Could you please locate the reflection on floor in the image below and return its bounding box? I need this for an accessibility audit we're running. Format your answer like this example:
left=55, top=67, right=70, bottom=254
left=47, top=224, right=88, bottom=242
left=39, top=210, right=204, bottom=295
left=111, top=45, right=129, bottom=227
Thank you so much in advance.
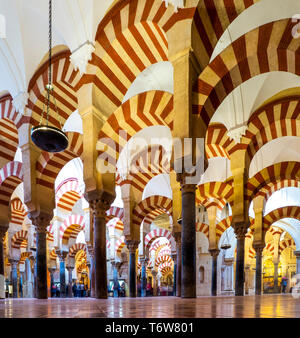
left=0, top=295, right=299, bottom=318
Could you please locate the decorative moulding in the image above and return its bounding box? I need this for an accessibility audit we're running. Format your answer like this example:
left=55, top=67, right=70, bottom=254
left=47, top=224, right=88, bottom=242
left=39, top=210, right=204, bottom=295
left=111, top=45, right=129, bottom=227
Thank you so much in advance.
left=227, top=124, right=248, bottom=144
left=70, top=41, right=95, bottom=75
left=12, top=92, right=29, bottom=114
left=162, top=0, right=185, bottom=12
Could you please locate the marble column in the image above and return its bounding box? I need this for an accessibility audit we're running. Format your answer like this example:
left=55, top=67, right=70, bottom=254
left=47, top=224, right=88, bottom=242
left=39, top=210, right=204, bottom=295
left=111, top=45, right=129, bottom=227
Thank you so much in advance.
left=244, top=265, right=250, bottom=295
left=126, top=240, right=139, bottom=298
left=273, top=261, right=279, bottom=293
left=174, top=233, right=181, bottom=297
left=31, top=214, right=52, bottom=299
left=57, top=251, right=68, bottom=298
left=180, top=183, right=196, bottom=298
left=90, top=254, right=95, bottom=298
left=112, top=262, right=119, bottom=298
left=48, top=267, right=55, bottom=297
left=209, top=249, right=220, bottom=296
left=152, top=270, right=158, bottom=296
left=224, top=258, right=234, bottom=293
left=89, top=199, right=110, bottom=299
left=234, top=224, right=247, bottom=296
left=294, top=251, right=300, bottom=287
left=0, top=227, right=8, bottom=299
left=9, top=259, right=18, bottom=298
left=67, top=266, right=73, bottom=298
left=141, top=258, right=148, bottom=298
left=254, top=246, right=264, bottom=295
left=172, top=253, right=177, bottom=296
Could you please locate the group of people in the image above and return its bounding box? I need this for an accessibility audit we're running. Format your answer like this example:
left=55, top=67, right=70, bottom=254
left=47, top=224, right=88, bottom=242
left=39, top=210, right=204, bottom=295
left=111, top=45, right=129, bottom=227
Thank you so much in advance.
left=50, top=282, right=89, bottom=297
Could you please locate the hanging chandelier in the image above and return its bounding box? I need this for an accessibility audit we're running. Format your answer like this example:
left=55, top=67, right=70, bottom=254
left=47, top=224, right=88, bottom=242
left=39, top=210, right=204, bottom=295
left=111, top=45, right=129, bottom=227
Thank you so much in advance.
left=31, top=0, right=68, bottom=153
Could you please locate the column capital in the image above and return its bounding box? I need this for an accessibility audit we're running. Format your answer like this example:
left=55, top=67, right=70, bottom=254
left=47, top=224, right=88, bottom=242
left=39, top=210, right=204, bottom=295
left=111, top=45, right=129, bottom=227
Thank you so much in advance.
left=48, top=267, right=56, bottom=274
left=173, top=231, right=181, bottom=245
left=56, top=251, right=68, bottom=262
left=125, top=239, right=139, bottom=253
left=253, top=243, right=264, bottom=255
left=171, top=253, right=177, bottom=261
left=9, top=259, right=19, bottom=268
left=233, top=222, right=248, bottom=239
left=85, top=191, right=114, bottom=218
left=176, top=172, right=198, bottom=192
left=140, top=257, right=149, bottom=267
left=294, top=251, right=300, bottom=258
left=151, top=270, right=158, bottom=278
left=209, top=249, right=220, bottom=258
left=30, top=212, right=52, bottom=233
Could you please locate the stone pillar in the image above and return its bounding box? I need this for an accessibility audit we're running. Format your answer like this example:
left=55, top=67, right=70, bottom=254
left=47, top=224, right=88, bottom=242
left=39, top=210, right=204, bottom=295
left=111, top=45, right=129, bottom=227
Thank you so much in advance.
left=29, top=256, right=36, bottom=298
left=294, top=251, right=300, bottom=282
left=31, top=214, right=52, bottom=299
left=234, top=224, right=247, bottom=296
left=0, top=227, right=8, bottom=299
left=244, top=265, right=250, bottom=295
left=56, top=251, right=68, bottom=298
left=173, top=233, right=182, bottom=297
left=48, top=267, right=56, bottom=297
left=140, top=258, right=148, bottom=298
left=126, top=240, right=139, bottom=298
left=172, top=253, right=177, bottom=296
left=112, top=262, right=119, bottom=298
left=209, top=249, right=220, bottom=296
left=90, top=254, right=95, bottom=298
left=224, top=258, right=234, bottom=293
left=273, top=261, right=279, bottom=293
left=89, top=199, right=110, bottom=299
left=253, top=245, right=264, bottom=295
left=9, top=259, right=18, bottom=298
left=152, top=270, right=158, bottom=296
left=67, top=267, right=73, bottom=298
left=180, top=183, right=196, bottom=298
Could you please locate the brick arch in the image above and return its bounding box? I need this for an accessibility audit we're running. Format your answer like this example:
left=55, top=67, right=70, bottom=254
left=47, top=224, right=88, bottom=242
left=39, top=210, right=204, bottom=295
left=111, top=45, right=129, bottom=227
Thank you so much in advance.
left=279, top=238, right=296, bottom=254
left=158, top=261, right=173, bottom=273
left=143, top=209, right=171, bottom=228
left=49, top=249, right=58, bottom=261
left=115, top=236, right=126, bottom=257
left=192, top=0, right=260, bottom=70
left=192, top=19, right=300, bottom=135
left=0, top=95, right=22, bottom=168
left=69, top=243, right=86, bottom=258
left=133, top=195, right=172, bottom=227
left=97, top=90, right=173, bottom=168
left=10, top=198, right=26, bottom=225
left=56, top=178, right=83, bottom=212
left=27, top=52, right=80, bottom=129
left=19, top=252, right=32, bottom=265
left=75, top=0, right=193, bottom=116
left=117, top=144, right=171, bottom=198
left=155, top=255, right=172, bottom=267
left=11, top=230, right=28, bottom=250
left=144, top=228, right=174, bottom=249
left=263, top=206, right=300, bottom=232
left=246, top=162, right=300, bottom=201
left=106, top=206, right=124, bottom=223
left=60, top=214, right=85, bottom=245
left=0, top=161, right=23, bottom=207
left=36, top=132, right=83, bottom=190
left=205, top=124, right=235, bottom=159
left=197, top=180, right=234, bottom=207
left=150, top=241, right=171, bottom=255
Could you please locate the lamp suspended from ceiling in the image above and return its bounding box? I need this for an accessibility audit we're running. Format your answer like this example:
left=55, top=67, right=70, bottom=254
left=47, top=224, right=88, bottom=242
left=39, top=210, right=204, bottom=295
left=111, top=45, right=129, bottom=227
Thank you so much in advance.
left=31, top=0, right=68, bottom=153
left=220, top=203, right=231, bottom=250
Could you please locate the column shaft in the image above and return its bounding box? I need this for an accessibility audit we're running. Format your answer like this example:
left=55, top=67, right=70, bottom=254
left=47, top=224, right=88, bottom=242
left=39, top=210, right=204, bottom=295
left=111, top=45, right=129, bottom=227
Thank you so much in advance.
left=181, top=185, right=196, bottom=298
left=11, top=262, right=18, bottom=298
left=94, top=215, right=107, bottom=299
left=68, top=268, right=73, bottom=298
left=129, top=251, right=136, bottom=297
left=90, top=256, right=95, bottom=298
left=274, top=262, right=279, bottom=292
left=255, top=248, right=263, bottom=295
left=113, top=266, right=119, bottom=298
left=36, top=230, right=47, bottom=299
left=141, top=263, right=147, bottom=298
left=210, top=250, right=220, bottom=296
left=176, top=240, right=181, bottom=297
left=0, top=231, right=6, bottom=299
left=60, top=260, right=66, bottom=298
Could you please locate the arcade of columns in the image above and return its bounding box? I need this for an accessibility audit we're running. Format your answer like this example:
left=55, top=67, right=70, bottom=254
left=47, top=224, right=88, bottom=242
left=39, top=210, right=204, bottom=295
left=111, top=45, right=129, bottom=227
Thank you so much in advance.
left=1, top=0, right=300, bottom=300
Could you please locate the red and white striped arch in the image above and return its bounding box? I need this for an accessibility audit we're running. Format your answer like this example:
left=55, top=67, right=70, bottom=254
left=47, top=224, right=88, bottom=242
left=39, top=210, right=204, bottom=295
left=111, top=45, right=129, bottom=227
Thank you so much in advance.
left=19, top=252, right=32, bottom=265
left=115, top=236, right=126, bottom=256
left=56, top=178, right=82, bottom=212
left=0, top=161, right=23, bottom=207
left=75, top=0, right=194, bottom=116
left=60, top=214, right=85, bottom=244
left=106, top=206, right=124, bottom=222
left=263, top=206, right=300, bottom=233
left=192, top=19, right=300, bottom=135
left=197, top=181, right=234, bottom=207
left=279, top=238, right=295, bottom=254
left=247, top=162, right=300, bottom=201
left=49, top=249, right=58, bottom=261
left=97, top=91, right=173, bottom=168
left=144, top=228, right=174, bottom=249
left=11, top=230, right=28, bottom=250
left=69, top=243, right=86, bottom=258
left=10, top=198, right=26, bottom=226
left=36, top=132, right=83, bottom=190
left=27, top=52, right=80, bottom=129
left=133, top=195, right=172, bottom=227
left=155, top=255, right=172, bottom=267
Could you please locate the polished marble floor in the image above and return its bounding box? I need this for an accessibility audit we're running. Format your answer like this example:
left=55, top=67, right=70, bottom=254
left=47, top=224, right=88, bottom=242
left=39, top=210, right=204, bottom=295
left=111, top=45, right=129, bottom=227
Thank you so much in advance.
left=0, top=294, right=300, bottom=318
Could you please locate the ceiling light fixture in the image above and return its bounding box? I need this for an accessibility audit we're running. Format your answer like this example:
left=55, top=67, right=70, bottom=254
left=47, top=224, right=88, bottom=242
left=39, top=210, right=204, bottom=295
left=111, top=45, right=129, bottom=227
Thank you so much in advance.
left=31, top=0, right=68, bottom=153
